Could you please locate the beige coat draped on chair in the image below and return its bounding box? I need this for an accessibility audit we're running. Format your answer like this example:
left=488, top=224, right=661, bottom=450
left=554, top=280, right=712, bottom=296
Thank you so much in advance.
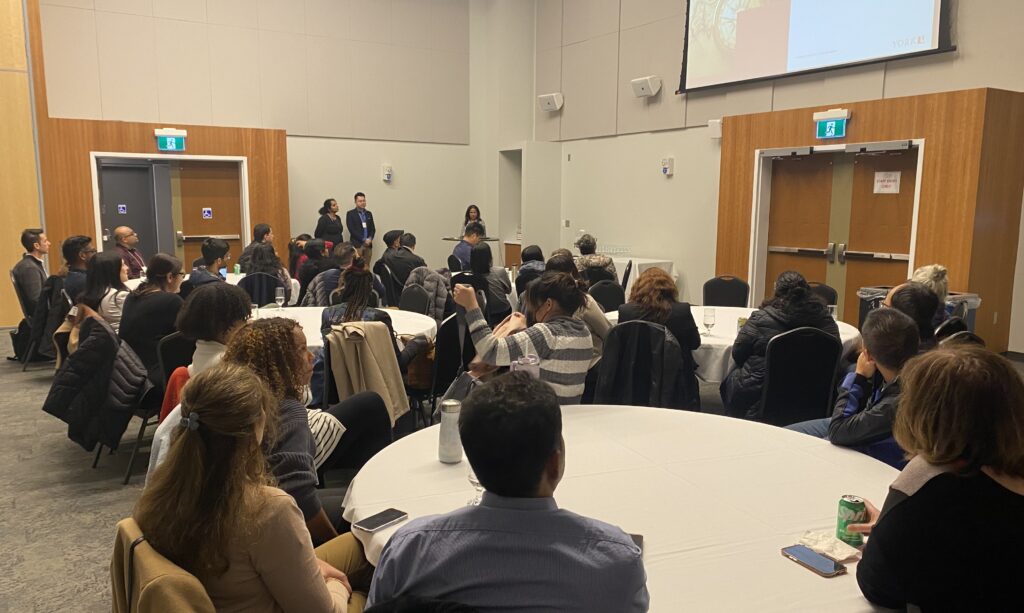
left=326, top=321, right=409, bottom=424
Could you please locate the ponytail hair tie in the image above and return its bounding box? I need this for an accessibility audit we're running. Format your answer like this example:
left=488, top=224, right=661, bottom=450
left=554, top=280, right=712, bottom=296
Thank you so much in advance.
left=180, top=412, right=201, bottom=431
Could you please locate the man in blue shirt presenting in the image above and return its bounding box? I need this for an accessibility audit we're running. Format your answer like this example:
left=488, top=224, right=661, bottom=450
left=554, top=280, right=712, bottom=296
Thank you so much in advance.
left=346, top=191, right=376, bottom=264
left=367, top=372, right=650, bottom=611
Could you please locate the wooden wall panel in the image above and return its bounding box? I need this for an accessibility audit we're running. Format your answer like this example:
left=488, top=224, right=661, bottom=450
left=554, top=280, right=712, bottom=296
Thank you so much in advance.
left=717, top=88, right=1024, bottom=352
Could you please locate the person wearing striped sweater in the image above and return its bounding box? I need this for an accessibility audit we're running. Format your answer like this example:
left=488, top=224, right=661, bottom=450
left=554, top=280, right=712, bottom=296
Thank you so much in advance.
left=454, top=271, right=593, bottom=404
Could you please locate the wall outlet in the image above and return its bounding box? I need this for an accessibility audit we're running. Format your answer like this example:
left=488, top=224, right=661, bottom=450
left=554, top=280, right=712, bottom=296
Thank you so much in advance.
left=563, top=219, right=571, bottom=228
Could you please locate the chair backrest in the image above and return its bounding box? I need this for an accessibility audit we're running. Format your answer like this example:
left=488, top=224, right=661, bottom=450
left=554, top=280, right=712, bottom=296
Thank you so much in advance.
left=237, top=272, right=285, bottom=306
left=157, top=332, right=197, bottom=385
left=53, top=330, right=71, bottom=363
left=595, top=320, right=683, bottom=408
left=177, top=279, right=195, bottom=301
left=375, top=262, right=403, bottom=307
left=760, top=327, right=842, bottom=427
left=432, top=314, right=464, bottom=398
left=9, top=269, right=34, bottom=319
left=941, top=330, right=986, bottom=347
left=808, top=281, right=838, bottom=306
left=703, top=275, right=750, bottom=307
left=447, top=254, right=463, bottom=272
left=398, top=284, right=432, bottom=315
left=934, top=315, right=968, bottom=341
left=582, top=266, right=616, bottom=286
left=514, top=269, right=540, bottom=297
left=111, top=518, right=215, bottom=613
left=620, top=260, right=634, bottom=291
left=589, top=280, right=625, bottom=313
left=950, top=301, right=968, bottom=320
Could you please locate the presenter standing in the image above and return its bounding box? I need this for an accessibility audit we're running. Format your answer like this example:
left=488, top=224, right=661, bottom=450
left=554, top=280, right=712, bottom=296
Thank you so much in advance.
left=460, top=204, right=486, bottom=237
left=347, top=191, right=376, bottom=263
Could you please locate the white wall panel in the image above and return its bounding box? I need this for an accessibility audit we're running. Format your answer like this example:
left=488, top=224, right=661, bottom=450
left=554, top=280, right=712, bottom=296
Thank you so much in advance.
left=349, top=41, right=396, bottom=140
left=258, top=30, right=308, bottom=134
left=305, top=36, right=352, bottom=137
left=205, top=0, right=257, bottom=28
left=95, top=11, right=159, bottom=121
left=619, top=0, right=683, bottom=31
left=391, top=45, right=435, bottom=142
left=304, top=0, right=350, bottom=38
left=153, top=0, right=204, bottom=22
left=617, top=14, right=686, bottom=134
left=562, top=0, right=619, bottom=45
left=39, top=5, right=102, bottom=119
left=208, top=24, right=261, bottom=127
left=350, top=0, right=391, bottom=43
left=41, top=0, right=95, bottom=9
left=534, top=47, right=562, bottom=141
left=257, top=0, right=305, bottom=34
left=771, top=64, right=885, bottom=111
left=155, top=18, right=212, bottom=124
left=560, top=33, right=619, bottom=140
left=536, top=0, right=562, bottom=51
left=392, top=0, right=432, bottom=48
left=431, top=50, right=471, bottom=144
left=430, top=0, right=469, bottom=53
left=94, top=0, right=151, bottom=16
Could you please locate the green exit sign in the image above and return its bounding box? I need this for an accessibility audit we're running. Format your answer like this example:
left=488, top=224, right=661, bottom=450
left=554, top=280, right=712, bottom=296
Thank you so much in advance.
left=157, top=135, right=186, bottom=151
left=816, top=118, right=847, bottom=139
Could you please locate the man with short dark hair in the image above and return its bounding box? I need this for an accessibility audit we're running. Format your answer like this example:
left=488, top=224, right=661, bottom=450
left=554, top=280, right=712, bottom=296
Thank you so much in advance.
left=60, top=235, right=95, bottom=303
left=367, top=372, right=649, bottom=611
left=113, top=226, right=145, bottom=279
left=237, top=223, right=274, bottom=273
left=189, top=238, right=230, bottom=287
left=346, top=191, right=376, bottom=263
left=13, top=229, right=50, bottom=314
left=382, top=232, right=425, bottom=287
left=787, top=308, right=920, bottom=467
left=452, top=222, right=483, bottom=270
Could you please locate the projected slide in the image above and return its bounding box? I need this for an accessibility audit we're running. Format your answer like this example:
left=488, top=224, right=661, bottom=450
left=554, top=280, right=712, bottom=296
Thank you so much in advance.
left=683, top=0, right=943, bottom=91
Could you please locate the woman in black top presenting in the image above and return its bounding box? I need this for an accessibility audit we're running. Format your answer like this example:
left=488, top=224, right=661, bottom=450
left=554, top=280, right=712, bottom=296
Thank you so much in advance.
left=314, top=198, right=344, bottom=247
left=119, top=253, right=185, bottom=389
left=854, top=344, right=1024, bottom=611
left=459, top=204, right=486, bottom=237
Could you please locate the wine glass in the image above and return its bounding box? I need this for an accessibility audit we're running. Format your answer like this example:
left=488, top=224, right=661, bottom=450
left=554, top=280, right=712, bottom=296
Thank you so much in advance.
left=251, top=303, right=259, bottom=318
left=275, top=287, right=286, bottom=310
left=467, top=469, right=484, bottom=506
left=827, top=305, right=838, bottom=319
left=703, top=307, right=716, bottom=336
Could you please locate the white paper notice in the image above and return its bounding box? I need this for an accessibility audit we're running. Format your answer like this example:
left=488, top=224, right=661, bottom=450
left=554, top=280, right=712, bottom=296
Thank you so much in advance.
left=873, top=171, right=901, bottom=194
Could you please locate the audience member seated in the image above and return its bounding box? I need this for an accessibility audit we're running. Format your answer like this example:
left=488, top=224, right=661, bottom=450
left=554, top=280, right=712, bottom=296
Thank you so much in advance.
left=470, top=242, right=512, bottom=323
left=289, top=233, right=312, bottom=278
left=453, top=272, right=592, bottom=404
left=298, top=239, right=336, bottom=304
left=544, top=254, right=612, bottom=367
left=458, top=204, right=486, bottom=238
left=220, top=318, right=393, bottom=544
left=136, top=364, right=372, bottom=612
left=119, top=254, right=185, bottom=389
left=514, top=245, right=545, bottom=296
left=452, top=222, right=484, bottom=271
left=79, top=250, right=130, bottom=333
left=367, top=372, right=648, bottom=611
left=618, top=268, right=702, bottom=408
left=720, top=271, right=839, bottom=420
left=148, top=283, right=252, bottom=475
left=12, top=228, right=49, bottom=314
left=247, top=242, right=292, bottom=303
left=113, top=226, right=146, bottom=280
left=60, top=235, right=95, bottom=303
left=382, top=233, right=426, bottom=288
left=910, top=263, right=949, bottom=327
left=884, top=281, right=940, bottom=350
left=237, top=223, right=274, bottom=274
left=786, top=308, right=919, bottom=467
left=853, top=345, right=1024, bottom=610
left=190, top=238, right=231, bottom=287
left=315, top=198, right=345, bottom=248
left=573, top=233, right=616, bottom=284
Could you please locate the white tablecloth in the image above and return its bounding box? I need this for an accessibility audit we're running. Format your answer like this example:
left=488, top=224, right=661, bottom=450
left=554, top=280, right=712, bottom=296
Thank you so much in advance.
left=606, top=306, right=861, bottom=384
left=610, top=256, right=676, bottom=300
left=126, top=273, right=301, bottom=305
left=253, top=306, right=437, bottom=348
left=341, top=405, right=896, bottom=611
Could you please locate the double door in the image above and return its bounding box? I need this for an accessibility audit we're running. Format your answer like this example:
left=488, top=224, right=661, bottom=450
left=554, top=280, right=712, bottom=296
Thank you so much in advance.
left=764, top=147, right=918, bottom=324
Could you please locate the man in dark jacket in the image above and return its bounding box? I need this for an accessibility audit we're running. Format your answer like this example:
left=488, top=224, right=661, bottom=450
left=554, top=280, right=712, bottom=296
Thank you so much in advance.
left=12, top=228, right=50, bottom=314
left=383, top=233, right=426, bottom=287
left=787, top=309, right=919, bottom=467
left=237, top=223, right=273, bottom=273
left=189, top=238, right=230, bottom=287
left=346, top=191, right=376, bottom=262
left=60, top=235, right=95, bottom=303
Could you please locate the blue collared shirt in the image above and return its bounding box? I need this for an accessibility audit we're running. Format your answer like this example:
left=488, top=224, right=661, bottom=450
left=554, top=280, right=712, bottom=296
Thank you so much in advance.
left=366, top=492, right=650, bottom=612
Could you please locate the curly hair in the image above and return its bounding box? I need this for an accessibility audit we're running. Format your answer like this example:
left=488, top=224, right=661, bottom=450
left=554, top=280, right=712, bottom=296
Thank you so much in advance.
left=628, top=268, right=678, bottom=324
left=222, top=318, right=309, bottom=400
left=176, top=283, right=252, bottom=342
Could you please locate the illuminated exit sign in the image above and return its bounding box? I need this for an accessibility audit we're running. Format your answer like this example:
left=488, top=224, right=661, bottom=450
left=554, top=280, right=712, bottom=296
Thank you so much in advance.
left=816, top=118, right=847, bottom=139
left=155, top=128, right=187, bottom=152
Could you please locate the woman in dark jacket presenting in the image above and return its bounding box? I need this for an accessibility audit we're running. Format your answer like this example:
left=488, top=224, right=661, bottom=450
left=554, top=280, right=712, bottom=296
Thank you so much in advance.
left=720, top=270, right=839, bottom=420
left=313, top=198, right=344, bottom=247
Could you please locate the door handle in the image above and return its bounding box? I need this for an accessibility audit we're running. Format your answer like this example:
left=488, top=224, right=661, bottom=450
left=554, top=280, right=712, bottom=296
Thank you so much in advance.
left=176, top=231, right=184, bottom=247
left=180, top=234, right=241, bottom=242
left=102, top=228, right=111, bottom=243
left=767, top=245, right=832, bottom=258
left=826, top=242, right=836, bottom=264
left=838, top=243, right=846, bottom=264
left=843, top=250, right=911, bottom=262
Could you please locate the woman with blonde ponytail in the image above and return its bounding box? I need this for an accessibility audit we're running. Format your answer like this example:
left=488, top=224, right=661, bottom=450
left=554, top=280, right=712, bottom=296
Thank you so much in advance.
left=135, top=363, right=369, bottom=612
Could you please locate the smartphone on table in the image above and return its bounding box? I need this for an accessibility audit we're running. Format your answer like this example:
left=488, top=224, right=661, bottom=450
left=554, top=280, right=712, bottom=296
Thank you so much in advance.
left=353, top=508, right=409, bottom=533
left=781, top=545, right=847, bottom=578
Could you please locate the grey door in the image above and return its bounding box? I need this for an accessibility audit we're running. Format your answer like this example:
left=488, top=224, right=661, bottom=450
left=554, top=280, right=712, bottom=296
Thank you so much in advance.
left=98, top=164, right=160, bottom=258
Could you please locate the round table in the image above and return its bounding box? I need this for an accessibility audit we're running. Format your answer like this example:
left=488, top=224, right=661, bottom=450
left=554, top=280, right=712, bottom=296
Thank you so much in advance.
left=125, top=273, right=300, bottom=304
left=606, top=306, right=861, bottom=383
left=253, top=306, right=437, bottom=348
left=341, top=405, right=896, bottom=611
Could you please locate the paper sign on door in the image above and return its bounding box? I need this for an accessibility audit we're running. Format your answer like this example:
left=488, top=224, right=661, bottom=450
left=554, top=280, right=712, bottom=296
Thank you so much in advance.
left=873, top=171, right=901, bottom=194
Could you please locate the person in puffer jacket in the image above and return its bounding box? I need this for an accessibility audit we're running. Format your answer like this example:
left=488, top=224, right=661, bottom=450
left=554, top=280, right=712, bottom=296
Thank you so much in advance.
left=720, top=270, right=839, bottom=420
left=573, top=233, right=617, bottom=285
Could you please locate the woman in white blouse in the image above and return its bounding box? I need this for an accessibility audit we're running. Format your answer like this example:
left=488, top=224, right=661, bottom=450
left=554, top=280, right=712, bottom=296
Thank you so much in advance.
left=79, top=250, right=130, bottom=332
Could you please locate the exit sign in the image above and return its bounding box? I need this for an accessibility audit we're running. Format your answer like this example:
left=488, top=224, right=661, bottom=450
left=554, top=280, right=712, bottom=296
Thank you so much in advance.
left=157, top=135, right=186, bottom=151
left=816, top=118, right=847, bottom=139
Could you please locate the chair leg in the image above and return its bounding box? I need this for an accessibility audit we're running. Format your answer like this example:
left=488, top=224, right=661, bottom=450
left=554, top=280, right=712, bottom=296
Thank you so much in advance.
left=21, top=339, right=38, bottom=372
left=122, top=415, right=151, bottom=485
left=93, top=444, right=103, bottom=468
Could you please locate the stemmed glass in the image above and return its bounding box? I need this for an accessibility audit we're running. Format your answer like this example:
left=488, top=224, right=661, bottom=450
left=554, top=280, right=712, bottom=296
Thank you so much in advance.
left=702, top=307, right=716, bottom=336
left=275, top=287, right=286, bottom=310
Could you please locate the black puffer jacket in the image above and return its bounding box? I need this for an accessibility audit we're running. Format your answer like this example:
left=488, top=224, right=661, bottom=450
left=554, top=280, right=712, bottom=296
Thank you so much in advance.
left=720, top=305, right=839, bottom=419
left=29, top=274, right=70, bottom=359
left=42, top=316, right=153, bottom=451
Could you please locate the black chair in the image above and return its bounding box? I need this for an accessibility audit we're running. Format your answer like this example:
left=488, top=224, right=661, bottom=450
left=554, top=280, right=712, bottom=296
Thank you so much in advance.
left=373, top=261, right=403, bottom=307
left=157, top=331, right=196, bottom=385
left=399, top=284, right=432, bottom=316
left=238, top=272, right=286, bottom=306
left=514, top=268, right=541, bottom=297
left=177, top=278, right=196, bottom=301
left=759, top=327, right=842, bottom=427
left=703, top=275, right=750, bottom=307
left=941, top=330, right=986, bottom=347
left=594, top=321, right=688, bottom=408
left=9, top=270, right=41, bottom=370
left=447, top=254, right=463, bottom=272
left=620, top=259, right=633, bottom=291
left=951, top=301, right=968, bottom=320
left=589, top=280, right=625, bottom=313
left=410, top=314, right=465, bottom=428
left=582, top=267, right=616, bottom=285
left=121, top=398, right=162, bottom=485
left=53, top=330, right=71, bottom=364
left=808, top=281, right=838, bottom=306
left=935, top=316, right=968, bottom=341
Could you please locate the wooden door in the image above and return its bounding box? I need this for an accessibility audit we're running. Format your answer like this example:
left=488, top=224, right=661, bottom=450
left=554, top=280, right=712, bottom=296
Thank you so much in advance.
left=177, top=162, right=244, bottom=267
left=841, top=150, right=918, bottom=323
left=764, top=154, right=835, bottom=299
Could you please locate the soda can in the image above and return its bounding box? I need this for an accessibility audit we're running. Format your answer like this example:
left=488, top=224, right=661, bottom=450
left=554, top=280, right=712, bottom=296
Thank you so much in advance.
left=836, top=495, right=867, bottom=547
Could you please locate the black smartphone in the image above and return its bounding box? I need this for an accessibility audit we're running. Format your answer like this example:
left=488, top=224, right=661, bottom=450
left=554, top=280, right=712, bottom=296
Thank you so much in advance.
left=353, top=508, right=409, bottom=533
left=781, top=545, right=847, bottom=578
